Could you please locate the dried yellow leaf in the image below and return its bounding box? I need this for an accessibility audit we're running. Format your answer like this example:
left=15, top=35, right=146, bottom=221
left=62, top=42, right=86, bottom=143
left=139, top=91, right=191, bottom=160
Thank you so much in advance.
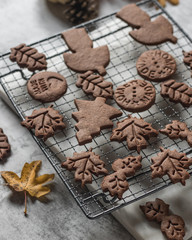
left=1, top=160, right=54, bottom=215
left=158, top=0, right=179, bottom=6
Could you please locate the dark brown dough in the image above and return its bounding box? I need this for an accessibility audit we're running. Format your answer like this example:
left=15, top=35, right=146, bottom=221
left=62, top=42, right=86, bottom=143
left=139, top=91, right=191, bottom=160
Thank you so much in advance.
left=137, top=50, right=176, bottom=82
left=130, top=16, right=177, bottom=45
left=116, top=4, right=150, bottom=28
left=114, top=79, right=156, bottom=112
left=27, top=72, right=67, bottom=103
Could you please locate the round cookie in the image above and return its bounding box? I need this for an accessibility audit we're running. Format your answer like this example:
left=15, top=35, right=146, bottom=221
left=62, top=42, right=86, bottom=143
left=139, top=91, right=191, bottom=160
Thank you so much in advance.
left=136, top=50, right=176, bottom=82
left=27, top=72, right=67, bottom=103
left=114, top=79, right=156, bottom=112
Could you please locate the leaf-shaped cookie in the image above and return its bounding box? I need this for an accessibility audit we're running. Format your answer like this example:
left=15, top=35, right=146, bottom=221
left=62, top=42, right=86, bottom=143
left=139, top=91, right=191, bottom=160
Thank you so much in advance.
left=21, top=105, right=65, bottom=141
left=10, top=43, right=47, bottom=71
left=102, top=170, right=128, bottom=199
left=160, top=120, right=192, bottom=147
left=1, top=160, right=54, bottom=215
left=161, top=79, right=192, bottom=107
left=140, top=198, right=169, bottom=223
left=140, top=198, right=185, bottom=240
left=183, top=50, right=192, bottom=77
left=112, top=155, right=142, bottom=176
left=61, top=148, right=108, bottom=187
left=110, top=115, right=158, bottom=153
left=0, top=128, right=10, bottom=160
left=161, top=215, right=185, bottom=240
left=183, top=50, right=192, bottom=68
left=151, top=147, right=192, bottom=185
left=76, top=71, right=113, bottom=98
left=102, top=155, right=142, bottom=199
left=72, top=97, right=122, bottom=145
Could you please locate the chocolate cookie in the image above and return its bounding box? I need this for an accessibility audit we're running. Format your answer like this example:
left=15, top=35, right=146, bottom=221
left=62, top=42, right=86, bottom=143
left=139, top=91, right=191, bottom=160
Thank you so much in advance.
left=161, top=79, right=192, bottom=107
left=0, top=128, right=11, bottom=161
left=61, top=148, right=108, bottom=187
left=102, top=155, right=142, bottom=199
left=130, top=16, right=177, bottom=45
left=160, top=120, right=192, bottom=147
left=136, top=50, right=176, bottom=82
left=111, top=115, right=158, bottom=153
left=72, top=97, right=122, bottom=145
left=161, top=215, right=185, bottom=240
left=27, top=72, right=67, bottom=103
left=140, top=198, right=169, bottom=223
left=151, top=147, right=192, bottom=185
left=10, top=43, right=47, bottom=71
left=62, top=28, right=110, bottom=76
left=21, top=105, right=66, bottom=141
left=116, top=4, right=150, bottom=28
left=114, top=79, right=156, bottom=112
left=76, top=71, right=113, bottom=98
left=140, top=198, right=185, bottom=240
left=183, top=50, right=192, bottom=76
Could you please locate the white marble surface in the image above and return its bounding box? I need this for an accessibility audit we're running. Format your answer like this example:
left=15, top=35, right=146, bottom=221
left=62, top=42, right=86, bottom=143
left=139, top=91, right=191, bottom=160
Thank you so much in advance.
left=0, top=1, right=192, bottom=240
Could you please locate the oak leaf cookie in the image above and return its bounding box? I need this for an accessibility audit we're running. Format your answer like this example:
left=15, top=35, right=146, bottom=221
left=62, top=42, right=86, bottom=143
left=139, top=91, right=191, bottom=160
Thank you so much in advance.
left=136, top=50, right=176, bottom=81
left=62, top=28, right=110, bottom=76
left=9, top=43, right=47, bottom=71
left=114, top=79, right=156, bottom=112
left=72, top=97, right=122, bottom=145
left=130, top=16, right=177, bottom=45
left=27, top=72, right=67, bottom=103
left=21, top=105, right=66, bottom=141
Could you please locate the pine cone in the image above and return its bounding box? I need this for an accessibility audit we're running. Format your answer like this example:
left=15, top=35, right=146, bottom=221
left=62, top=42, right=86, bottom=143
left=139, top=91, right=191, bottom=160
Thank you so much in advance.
left=48, top=0, right=69, bottom=4
left=63, top=0, right=99, bottom=24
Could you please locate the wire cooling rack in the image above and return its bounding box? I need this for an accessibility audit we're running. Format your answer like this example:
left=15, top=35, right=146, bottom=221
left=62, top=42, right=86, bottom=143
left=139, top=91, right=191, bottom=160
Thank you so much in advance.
left=1, top=0, right=192, bottom=219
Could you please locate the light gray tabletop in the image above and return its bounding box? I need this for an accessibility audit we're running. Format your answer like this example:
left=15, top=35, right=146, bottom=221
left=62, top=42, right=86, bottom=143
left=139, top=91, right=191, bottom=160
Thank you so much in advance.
left=0, top=1, right=191, bottom=240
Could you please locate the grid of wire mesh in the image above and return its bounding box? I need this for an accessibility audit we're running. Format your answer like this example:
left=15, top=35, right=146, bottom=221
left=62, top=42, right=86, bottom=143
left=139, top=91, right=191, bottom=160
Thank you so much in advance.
left=0, top=0, right=192, bottom=218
